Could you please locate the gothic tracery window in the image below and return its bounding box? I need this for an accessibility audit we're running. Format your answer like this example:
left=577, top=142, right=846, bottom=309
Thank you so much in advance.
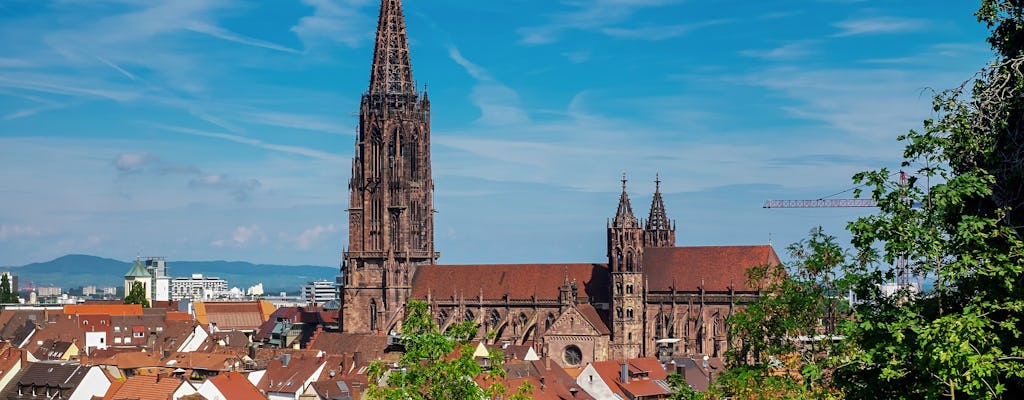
left=464, top=309, right=475, bottom=322
left=563, top=345, right=583, bottom=366
left=545, top=312, right=556, bottom=331
left=489, top=309, right=501, bottom=327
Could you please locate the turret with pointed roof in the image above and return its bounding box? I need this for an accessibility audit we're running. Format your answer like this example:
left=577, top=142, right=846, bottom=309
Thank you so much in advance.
left=342, top=0, right=436, bottom=335
left=124, top=259, right=151, bottom=278
left=644, top=174, right=676, bottom=247
left=612, top=173, right=639, bottom=229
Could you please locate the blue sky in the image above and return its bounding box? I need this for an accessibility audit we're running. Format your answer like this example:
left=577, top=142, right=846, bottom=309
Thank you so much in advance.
left=0, top=0, right=994, bottom=268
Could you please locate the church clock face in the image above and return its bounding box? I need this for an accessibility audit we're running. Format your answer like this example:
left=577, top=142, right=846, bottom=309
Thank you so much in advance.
left=564, top=345, right=583, bottom=366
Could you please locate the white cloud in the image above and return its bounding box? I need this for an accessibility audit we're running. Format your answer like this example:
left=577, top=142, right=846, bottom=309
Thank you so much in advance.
left=832, top=16, right=928, bottom=37
left=740, top=40, right=818, bottom=60
left=211, top=225, right=264, bottom=248
left=600, top=19, right=731, bottom=40
left=517, top=0, right=683, bottom=44
left=0, top=225, right=43, bottom=241
left=447, top=46, right=529, bottom=126
left=159, top=124, right=349, bottom=162
left=294, top=224, right=338, bottom=250
left=292, top=0, right=373, bottom=50
left=187, top=22, right=302, bottom=54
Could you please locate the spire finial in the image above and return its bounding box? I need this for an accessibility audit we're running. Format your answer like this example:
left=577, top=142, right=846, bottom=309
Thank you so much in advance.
left=654, top=173, right=661, bottom=193
left=621, top=171, right=628, bottom=192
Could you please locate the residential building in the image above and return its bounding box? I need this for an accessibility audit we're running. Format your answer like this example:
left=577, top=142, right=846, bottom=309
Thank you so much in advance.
left=171, top=274, right=229, bottom=300
left=300, top=280, right=338, bottom=305
left=1, top=271, right=17, bottom=293
left=36, top=286, right=61, bottom=297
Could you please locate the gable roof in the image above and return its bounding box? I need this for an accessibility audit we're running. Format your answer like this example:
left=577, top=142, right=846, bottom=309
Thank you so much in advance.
left=643, top=245, right=781, bottom=293
left=589, top=358, right=670, bottom=399
left=125, top=259, right=151, bottom=278
left=15, top=362, right=93, bottom=389
left=257, top=351, right=325, bottom=394
left=194, top=301, right=274, bottom=331
left=546, top=305, right=609, bottom=337
left=103, top=374, right=186, bottom=400
left=208, top=371, right=263, bottom=400
left=411, top=263, right=610, bottom=302
left=65, top=304, right=144, bottom=316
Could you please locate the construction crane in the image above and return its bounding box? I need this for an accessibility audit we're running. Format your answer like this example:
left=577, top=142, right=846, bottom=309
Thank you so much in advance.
left=763, top=171, right=915, bottom=291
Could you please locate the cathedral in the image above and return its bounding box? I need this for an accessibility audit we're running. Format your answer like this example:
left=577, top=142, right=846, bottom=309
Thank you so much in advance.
left=339, top=0, right=780, bottom=367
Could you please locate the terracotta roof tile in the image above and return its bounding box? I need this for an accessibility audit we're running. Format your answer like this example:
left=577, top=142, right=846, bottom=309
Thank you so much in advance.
left=576, top=304, right=610, bottom=335
left=308, top=332, right=386, bottom=362
left=103, top=374, right=186, bottom=400
left=643, top=245, right=781, bottom=293
left=64, top=304, right=143, bottom=316
left=589, top=357, right=670, bottom=399
left=257, top=351, right=325, bottom=394
left=412, top=263, right=610, bottom=302
left=208, top=371, right=263, bottom=400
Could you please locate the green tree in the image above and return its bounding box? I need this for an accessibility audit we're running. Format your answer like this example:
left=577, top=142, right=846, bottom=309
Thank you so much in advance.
left=366, top=300, right=506, bottom=400
left=123, top=281, right=150, bottom=308
left=831, top=2, right=1024, bottom=397
left=711, top=228, right=848, bottom=399
left=0, top=274, right=17, bottom=303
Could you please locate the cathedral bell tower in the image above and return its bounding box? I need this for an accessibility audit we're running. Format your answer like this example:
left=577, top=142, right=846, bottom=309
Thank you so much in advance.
left=608, top=174, right=645, bottom=358
left=341, top=0, right=436, bottom=334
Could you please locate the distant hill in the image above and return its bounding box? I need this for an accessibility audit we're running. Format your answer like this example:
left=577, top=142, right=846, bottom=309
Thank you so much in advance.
left=0, top=254, right=338, bottom=294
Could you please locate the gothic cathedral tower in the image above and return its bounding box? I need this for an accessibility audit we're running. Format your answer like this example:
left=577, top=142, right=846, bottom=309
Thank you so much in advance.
left=341, top=0, right=436, bottom=334
left=608, top=175, right=645, bottom=358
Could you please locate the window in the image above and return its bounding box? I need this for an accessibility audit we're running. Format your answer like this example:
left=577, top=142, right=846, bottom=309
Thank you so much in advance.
left=369, top=300, right=378, bottom=332
left=626, top=284, right=633, bottom=294
left=134, top=331, right=144, bottom=338
left=616, top=308, right=623, bottom=319
left=114, top=338, right=122, bottom=344
left=563, top=345, right=583, bottom=366
left=100, top=320, right=106, bottom=325
left=626, top=309, right=634, bottom=319
left=114, top=327, right=120, bottom=333
left=82, top=320, right=88, bottom=325
left=616, top=282, right=623, bottom=295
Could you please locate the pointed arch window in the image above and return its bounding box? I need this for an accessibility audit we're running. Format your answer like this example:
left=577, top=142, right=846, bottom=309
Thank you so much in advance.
left=464, top=309, right=475, bottom=322
left=436, top=309, right=448, bottom=328
left=626, top=250, right=635, bottom=272
left=616, top=308, right=623, bottom=319
left=518, top=313, right=528, bottom=327
left=626, top=308, right=634, bottom=319
left=489, top=309, right=501, bottom=327
left=616, top=282, right=623, bottom=295
left=626, top=284, right=634, bottom=294
left=545, top=312, right=556, bottom=331
left=616, top=250, right=623, bottom=271
left=369, top=300, right=378, bottom=332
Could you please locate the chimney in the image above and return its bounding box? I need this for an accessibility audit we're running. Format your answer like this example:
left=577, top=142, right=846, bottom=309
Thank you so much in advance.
left=353, top=351, right=362, bottom=367
left=283, top=353, right=291, bottom=367
left=620, top=362, right=629, bottom=383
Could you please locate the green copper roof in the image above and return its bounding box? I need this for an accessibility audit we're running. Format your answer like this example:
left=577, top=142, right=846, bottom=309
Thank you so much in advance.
left=125, top=259, right=151, bottom=278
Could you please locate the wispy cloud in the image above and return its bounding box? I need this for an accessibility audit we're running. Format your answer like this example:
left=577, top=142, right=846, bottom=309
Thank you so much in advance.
left=114, top=152, right=201, bottom=175
left=158, top=124, right=348, bottom=162
left=517, top=0, right=683, bottom=45
left=447, top=46, right=529, bottom=126
left=294, top=224, right=338, bottom=250
left=240, top=111, right=351, bottom=135
left=832, top=16, right=928, bottom=37
left=291, top=0, right=373, bottom=50
left=740, top=40, right=818, bottom=60
left=0, top=225, right=43, bottom=241
left=189, top=174, right=262, bottom=201
left=187, top=22, right=302, bottom=54
left=211, top=225, right=265, bottom=248
left=600, top=19, right=731, bottom=40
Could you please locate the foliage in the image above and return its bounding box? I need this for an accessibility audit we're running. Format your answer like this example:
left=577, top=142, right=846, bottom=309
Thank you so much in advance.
left=0, top=274, right=17, bottom=303
left=366, top=300, right=506, bottom=400
left=710, top=228, right=849, bottom=399
left=123, top=281, right=150, bottom=308
left=829, top=2, right=1024, bottom=397
left=666, top=372, right=703, bottom=400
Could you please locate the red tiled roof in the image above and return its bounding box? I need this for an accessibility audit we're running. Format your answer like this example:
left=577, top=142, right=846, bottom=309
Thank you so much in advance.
left=590, top=358, right=670, bottom=399
left=643, top=245, right=781, bottom=292
left=411, top=263, right=610, bottom=302
left=103, top=374, right=184, bottom=400
left=64, top=304, right=143, bottom=316
left=576, top=304, right=610, bottom=335
left=308, top=332, right=386, bottom=361
left=208, top=371, right=263, bottom=400
left=257, top=351, right=325, bottom=394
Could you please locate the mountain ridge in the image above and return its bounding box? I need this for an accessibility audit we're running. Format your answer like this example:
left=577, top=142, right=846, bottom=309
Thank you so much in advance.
left=0, top=254, right=337, bottom=294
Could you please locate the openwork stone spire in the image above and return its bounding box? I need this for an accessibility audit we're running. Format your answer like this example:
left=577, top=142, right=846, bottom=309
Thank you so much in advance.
left=368, top=0, right=416, bottom=96
left=613, top=173, right=639, bottom=228
left=644, top=173, right=676, bottom=247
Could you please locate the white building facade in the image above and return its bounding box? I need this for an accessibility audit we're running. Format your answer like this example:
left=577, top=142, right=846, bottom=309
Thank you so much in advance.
left=171, top=274, right=229, bottom=300
left=300, top=280, right=338, bottom=305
